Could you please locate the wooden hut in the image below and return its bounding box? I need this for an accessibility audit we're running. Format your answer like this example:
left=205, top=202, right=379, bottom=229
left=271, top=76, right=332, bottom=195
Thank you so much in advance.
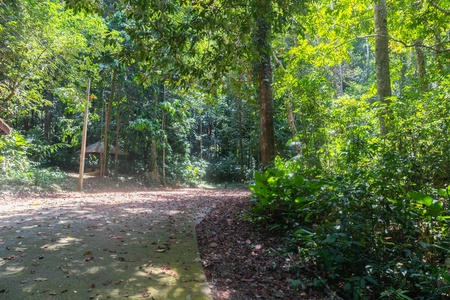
left=0, top=118, right=11, bottom=135
left=81, top=141, right=127, bottom=156
left=77, top=141, right=127, bottom=175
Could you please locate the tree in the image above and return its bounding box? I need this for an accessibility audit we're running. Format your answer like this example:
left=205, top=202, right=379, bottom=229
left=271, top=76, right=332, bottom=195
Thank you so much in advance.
left=374, top=0, right=392, bottom=136
left=67, top=0, right=304, bottom=169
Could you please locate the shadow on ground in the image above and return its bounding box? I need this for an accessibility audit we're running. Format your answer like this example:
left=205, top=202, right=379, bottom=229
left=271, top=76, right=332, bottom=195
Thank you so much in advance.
left=0, top=181, right=249, bottom=300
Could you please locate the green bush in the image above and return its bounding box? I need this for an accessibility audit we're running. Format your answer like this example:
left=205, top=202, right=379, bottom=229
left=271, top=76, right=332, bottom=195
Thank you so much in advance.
left=206, top=157, right=240, bottom=183
left=249, top=157, right=450, bottom=299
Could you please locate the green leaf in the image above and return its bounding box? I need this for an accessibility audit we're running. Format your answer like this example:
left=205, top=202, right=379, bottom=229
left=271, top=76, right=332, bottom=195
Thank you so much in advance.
left=438, top=188, right=448, bottom=197
left=428, top=201, right=443, bottom=218
left=407, top=192, right=433, bottom=206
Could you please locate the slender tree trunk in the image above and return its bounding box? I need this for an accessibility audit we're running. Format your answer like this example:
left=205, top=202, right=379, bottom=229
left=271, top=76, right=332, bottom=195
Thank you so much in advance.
left=286, top=100, right=300, bottom=155
left=162, top=84, right=167, bottom=186
left=374, top=0, right=392, bottom=136
left=366, top=37, right=370, bottom=80
left=238, top=97, right=245, bottom=180
left=113, top=109, right=120, bottom=180
left=414, top=39, right=428, bottom=92
left=256, top=15, right=275, bottom=168
left=333, top=63, right=344, bottom=98
left=199, top=104, right=203, bottom=160
left=148, top=89, right=160, bottom=183
left=23, top=117, right=30, bottom=132
left=102, top=69, right=117, bottom=177
left=434, top=33, right=442, bottom=72
left=398, top=53, right=409, bottom=96
left=44, top=105, right=52, bottom=142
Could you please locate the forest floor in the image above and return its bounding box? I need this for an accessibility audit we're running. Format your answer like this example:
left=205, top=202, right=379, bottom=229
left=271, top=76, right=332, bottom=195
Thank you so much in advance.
left=0, top=174, right=328, bottom=299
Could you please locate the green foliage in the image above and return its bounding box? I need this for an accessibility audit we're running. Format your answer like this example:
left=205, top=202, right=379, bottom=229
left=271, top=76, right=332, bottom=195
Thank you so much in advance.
left=0, top=131, right=70, bottom=191
left=249, top=157, right=450, bottom=299
left=0, top=132, right=30, bottom=175
left=206, top=157, right=241, bottom=183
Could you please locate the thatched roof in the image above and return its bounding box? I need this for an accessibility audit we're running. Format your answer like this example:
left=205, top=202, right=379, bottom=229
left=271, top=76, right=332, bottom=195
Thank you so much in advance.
left=78, top=141, right=127, bottom=155
left=0, top=118, right=11, bottom=135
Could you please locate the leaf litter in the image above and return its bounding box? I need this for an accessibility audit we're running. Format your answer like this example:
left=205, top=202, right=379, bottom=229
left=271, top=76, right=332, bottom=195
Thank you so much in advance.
left=0, top=176, right=249, bottom=299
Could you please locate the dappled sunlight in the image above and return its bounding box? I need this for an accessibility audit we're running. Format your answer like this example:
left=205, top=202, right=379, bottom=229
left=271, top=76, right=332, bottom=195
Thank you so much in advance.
left=0, top=187, right=248, bottom=299
left=0, top=264, right=25, bottom=276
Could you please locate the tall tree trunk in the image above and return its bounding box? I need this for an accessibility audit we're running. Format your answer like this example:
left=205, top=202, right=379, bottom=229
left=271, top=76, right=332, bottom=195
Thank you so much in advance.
left=23, top=116, right=30, bottom=132
left=148, top=89, right=160, bottom=184
left=286, top=100, right=300, bottom=155
left=434, top=33, right=442, bottom=72
left=333, top=63, right=344, bottom=98
left=102, top=69, right=117, bottom=177
left=161, top=85, right=166, bottom=186
left=113, top=109, right=121, bottom=180
left=199, top=103, right=203, bottom=160
left=374, top=0, right=392, bottom=136
left=256, top=15, right=275, bottom=168
left=238, top=97, right=245, bottom=181
left=398, top=53, right=409, bottom=96
left=414, top=39, right=428, bottom=92
left=44, top=105, right=52, bottom=142
left=366, top=37, right=370, bottom=80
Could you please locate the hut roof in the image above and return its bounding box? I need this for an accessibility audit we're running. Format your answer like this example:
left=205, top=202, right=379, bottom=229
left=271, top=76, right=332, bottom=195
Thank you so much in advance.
left=0, top=118, right=11, bottom=135
left=80, top=141, right=128, bottom=155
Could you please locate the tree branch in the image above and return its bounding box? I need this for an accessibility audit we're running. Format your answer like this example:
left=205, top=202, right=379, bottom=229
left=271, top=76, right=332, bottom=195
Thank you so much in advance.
left=343, top=34, right=450, bottom=53
left=429, top=1, right=450, bottom=15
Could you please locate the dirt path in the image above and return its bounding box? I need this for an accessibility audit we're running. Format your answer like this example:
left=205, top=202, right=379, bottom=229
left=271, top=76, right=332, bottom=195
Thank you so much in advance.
left=0, top=183, right=249, bottom=299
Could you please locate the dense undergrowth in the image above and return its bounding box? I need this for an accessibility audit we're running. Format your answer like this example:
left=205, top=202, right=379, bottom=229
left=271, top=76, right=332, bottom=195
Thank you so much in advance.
left=249, top=155, right=450, bottom=299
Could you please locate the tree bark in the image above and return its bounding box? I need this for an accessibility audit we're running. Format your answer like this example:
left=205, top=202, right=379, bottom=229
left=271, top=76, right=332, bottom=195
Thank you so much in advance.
left=238, top=97, right=245, bottom=180
left=414, top=39, right=428, bottom=92
left=161, top=84, right=166, bottom=186
left=44, top=106, right=52, bottom=142
left=199, top=102, right=203, bottom=160
left=256, top=15, right=275, bottom=169
left=102, top=69, right=117, bottom=177
left=286, top=101, right=300, bottom=155
left=148, top=89, right=160, bottom=183
left=333, top=63, right=344, bottom=98
left=434, top=33, right=442, bottom=72
left=366, top=37, right=370, bottom=80
left=113, top=109, right=120, bottom=180
left=374, top=0, right=392, bottom=136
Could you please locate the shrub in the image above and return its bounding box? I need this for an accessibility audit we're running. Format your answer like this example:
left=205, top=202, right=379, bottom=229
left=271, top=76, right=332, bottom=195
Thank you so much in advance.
left=249, top=156, right=450, bottom=299
left=206, top=157, right=240, bottom=183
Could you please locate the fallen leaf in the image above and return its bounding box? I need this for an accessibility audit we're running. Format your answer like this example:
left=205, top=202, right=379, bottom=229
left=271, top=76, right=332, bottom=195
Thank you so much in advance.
left=253, top=244, right=263, bottom=251
left=33, top=277, right=48, bottom=282
left=115, top=280, right=123, bottom=285
left=83, top=251, right=92, bottom=256
left=102, top=280, right=111, bottom=285
left=85, top=257, right=94, bottom=261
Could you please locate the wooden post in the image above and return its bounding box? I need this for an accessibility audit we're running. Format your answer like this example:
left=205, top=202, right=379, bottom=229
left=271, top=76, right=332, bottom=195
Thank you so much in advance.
left=162, top=84, right=166, bottom=186
left=78, top=78, right=91, bottom=191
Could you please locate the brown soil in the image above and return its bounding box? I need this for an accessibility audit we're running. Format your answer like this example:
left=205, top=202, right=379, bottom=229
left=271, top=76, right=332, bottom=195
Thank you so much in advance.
left=196, top=195, right=330, bottom=300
